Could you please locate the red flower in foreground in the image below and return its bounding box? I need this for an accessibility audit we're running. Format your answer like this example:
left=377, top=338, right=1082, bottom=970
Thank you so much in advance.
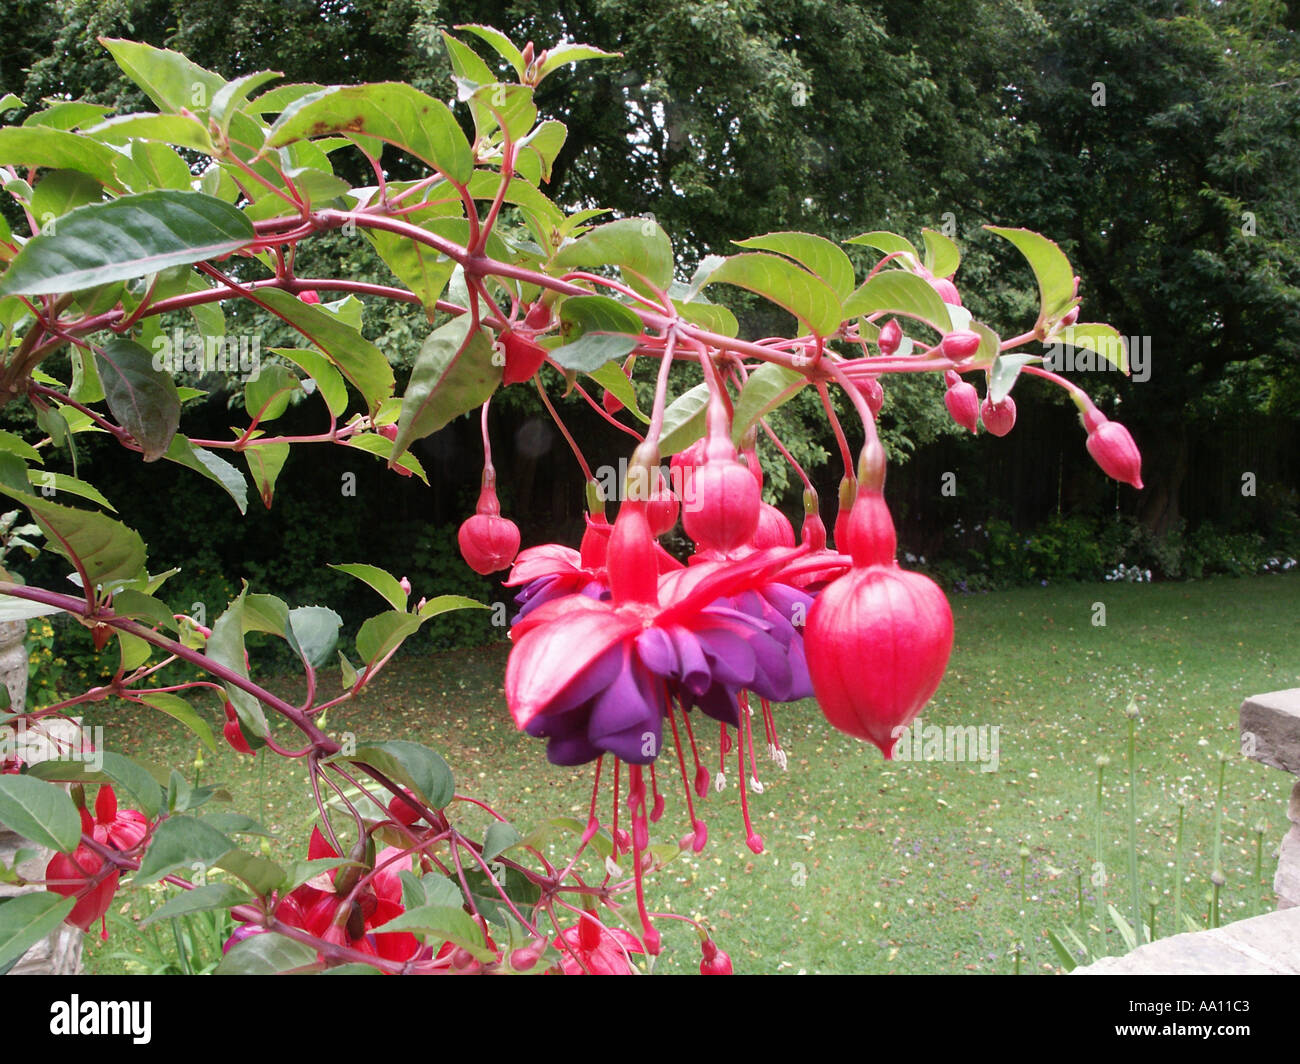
left=555, top=912, right=644, bottom=974
left=46, top=788, right=149, bottom=939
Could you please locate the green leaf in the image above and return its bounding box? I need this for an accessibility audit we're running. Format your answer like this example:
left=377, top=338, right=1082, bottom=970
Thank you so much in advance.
left=346, top=740, right=454, bottom=809
left=844, top=230, right=919, bottom=263
left=202, top=812, right=274, bottom=838
left=393, top=314, right=499, bottom=458
left=111, top=588, right=174, bottom=628
left=706, top=253, right=842, bottom=337
left=267, top=83, right=473, bottom=184
left=217, top=849, right=285, bottom=896
left=374, top=904, right=492, bottom=958
left=136, top=815, right=235, bottom=884
left=255, top=289, right=394, bottom=418
left=30, top=169, right=103, bottom=224
left=535, top=42, right=620, bottom=83
left=23, top=100, right=112, bottom=130
left=27, top=750, right=163, bottom=819
left=100, top=38, right=225, bottom=114
left=466, top=83, right=537, bottom=142
left=0, top=775, right=81, bottom=852
left=269, top=348, right=348, bottom=418
left=210, top=70, right=284, bottom=140
left=730, top=363, right=807, bottom=444
left=139, top=882, right=251, bottom=928
left=986, top=226, right=1076, bottom=327
left=0, top=894, right=75, bottom=970
left=841, top=271, right=952, bottom=334
left=243, top=443, right=290, bottom=510
left=138, top=691, right=217, bottom=753
left=206, top=591, right=267, bottom=740
left=587, top=361, right=646, bottom=423
left=454, top=24, right=527, bottom=79
left=120, top=140, right=193, bottom=192
left=288, top=606, right=342, bottom=670
left=344, top=434, right=428, bottom=484
left=1056, top=323, right=1128, bottom=374
left=921, top=228, right=961, bottom=280
left=553, top=217, right=673, bottom=294
left=559, top=294, right=644, bottom=342
left=987, top=353, right=1041, bottom=404
left=25, top=471, right=115, bottom=510
left=482, top=820, right=523, bottom=862
left=0, top=431, right=41, bottom=463
left=354, top=610, right=421, bottom=665
left=1046, top=929, right=1080, bottom=971
left=416, top=594, right=484, bottom=620
left=671, top=297, right=739, bottom=337
left=0, top=191, right=253, bottom=297
left=1107, top=903, right=1138, bottom=952
left=244, top=363, right=301, bottom=423
left=162, top=436, right=249, bottom=514
left=95, top=337, right=181, bottom=461
left=0, top=127, right=125, bottom=190
left=329, top=563, right=407, bottom=611
left=0, top=486, right=146, bottom=588
left=86, top=113, right=215, bottom=153
left=656, top=382, right=710, bottom=456
left=734, top=231, right=856, bottom=301
left=548, top=332, right=637, bottom=373
left=216, top=932, right=318, bottom=974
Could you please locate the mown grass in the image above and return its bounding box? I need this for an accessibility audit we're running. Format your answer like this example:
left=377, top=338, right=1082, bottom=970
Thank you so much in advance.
left=79, top=572, right=1300, bottom=975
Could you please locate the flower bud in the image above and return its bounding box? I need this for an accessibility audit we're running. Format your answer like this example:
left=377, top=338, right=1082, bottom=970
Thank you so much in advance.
left=877, top=318, right=903, bottom=356
left=500, top=329, right=547, bottom=386
left=854, top=376, right=884, bottom=417
left=458, top=514, right=521, bottom=575
left=943, top=371, right=980, bottom=434
left=645, top=468, right=680, bottom=536
left=980, top=394, right=1016, bottom=437
left=1085, top=418, right=1143, bottom=489
left=682, top=444, right=761, bottom=553
left=751, top=502, right=795, bottom=549
left=930, top=277, right=962, bottom=305
left=940, top=330, right=981, bottom=362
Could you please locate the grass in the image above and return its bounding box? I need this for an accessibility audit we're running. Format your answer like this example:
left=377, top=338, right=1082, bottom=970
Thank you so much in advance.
left=77, top=572, right=1300, bottom=975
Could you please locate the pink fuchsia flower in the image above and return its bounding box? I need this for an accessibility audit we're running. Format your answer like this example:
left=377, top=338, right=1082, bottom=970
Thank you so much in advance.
left=699, top=938, right=734, bottom=975
left=458, top=476, right=520, bottom=575
left=46, top=807, right=119, bottom=937
left=1082, top=407, right=1143, bottom=489
left=877, top=318, right=903, bottom=356
left=980, top=394, right=1016, bottom=437
left=91, top=785, right=150, bottom=851
left=555, top=911, right=644, bottom=975
left=805, top=483, right=954, bottom=757
left=943, top=371, right=980, bottom=434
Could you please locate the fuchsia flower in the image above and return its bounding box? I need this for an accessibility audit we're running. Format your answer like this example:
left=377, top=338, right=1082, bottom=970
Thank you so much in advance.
left=877, top=318, right=903, bottom=356
left=943, top=371, right=980, bottom=434
left=805, top=451, right=954, bottom=757
left=1082, top=405, right=1143, bottom=489
left=555, top=911, right=644, bottom=975
left=980, top=394, right=1017, bottom=437
left=458, top=475, right=520, bottom=575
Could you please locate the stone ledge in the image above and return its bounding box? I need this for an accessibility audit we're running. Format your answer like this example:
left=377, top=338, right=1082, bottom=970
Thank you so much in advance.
left=1240, top=688, right=1300, bottom=775
left=1073, top=906, right=1300, bottom=974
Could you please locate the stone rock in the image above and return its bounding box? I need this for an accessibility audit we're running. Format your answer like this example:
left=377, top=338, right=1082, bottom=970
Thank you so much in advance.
left=1074, top=906, right=1300, bottom=975
left=1239, top=688, right=1300, bottom=775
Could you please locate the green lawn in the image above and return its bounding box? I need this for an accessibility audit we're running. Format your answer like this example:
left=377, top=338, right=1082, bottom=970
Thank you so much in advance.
left=80, top=572, right=1300, bottom=974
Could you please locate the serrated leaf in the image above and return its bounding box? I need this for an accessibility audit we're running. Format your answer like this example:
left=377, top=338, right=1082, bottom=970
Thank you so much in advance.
left=553, top=217, right=673, bottom=295
left=656, top=382, right=710, bottom=456
left=329, top=563, right=407, bottom=611
left=215, top=932, right=317, bottom=974
left=0, top=485, right=146, bottom=588
left=921, top=228, right=961, bottom=279
left=549, top=332, right=637, bottom=373
left=841, top=271, right=952, bottom=334
left=86, top=112, right=215, bottom=153
left=27, top=750, right=163, bottom=819
left=244, top=363, right=301, bottom=424
left=267, top=83, right=473, bottom=184
left=705, top=253, right=842, bottom=337
left=734, top=231, right=855, bottom=301
left=730, top=363, right=807, bottom=445
left=100, top=38, right=225, bottom=115
left=244, top=443, right=290, bottom=510
left=346, top=740, right=454, bottom=810
left=139, top=882, right=251, bottom=927
left=138, top=691, right=217, bottom=753
left=374, top=904, right=491, bottom=958
left=0, top=127, right=125, bottom=190
left=354, top=610, right=421, bottom=665
left=25, top=471, right=115, bottom=510
left=217, top=850, right=285, bottom=896
left=163, top=436, right=249, bottom=514
left=393, top=315, right=499, bottom=458
left=535, top=42, right=620, bottom=83
left=0, top=775, right=81, bottom=852
left=844, top=230, right=920, bottom=263
left=136, top=815, right=235, bottom=884
left=0, top=894, right=75, bottom=969
left=95, top=337, right=181, bottom=461
left=206, top=591, right=268, bottom=740
left=587, top=361, right=646, bottom=423
left=1056, top=323, right=1128, bottom=374
left=0, top=191, right=253, bottom=297
left=269, top=348, right=348, bottom=418
left=255, top=289, right=394, bottom=418
left=482, top=820, right=523, bottom=862
left=986, top=226, right=1076, bottom=327
left=288, top=606, right=341, bottom=670
left=454, top=25, right=527, bottom=79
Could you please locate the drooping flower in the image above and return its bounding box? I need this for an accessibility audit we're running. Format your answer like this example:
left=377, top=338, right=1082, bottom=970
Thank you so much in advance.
left=458, top=475, right=520, bottom=575
left=943, top=371, right=980, bottom=434
left=1082, top=407, right=1143, bottom=489
left=554, top=911, right=644, bottom=975
left=980, top=394, right=1016, bottom=437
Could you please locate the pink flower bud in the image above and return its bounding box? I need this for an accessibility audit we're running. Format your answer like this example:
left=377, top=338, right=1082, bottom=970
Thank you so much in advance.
left=940, top=330, right=981, bottom=362
left=1086, top=418, right=1143, bottom=489
left=943, top=371, right=980, bottom=434
left=854, top=376, right=884, bottom=416
left=930, top=278, right=962, bottom=306
left=877, top=318, right=903, bottom=356
left=980, top=394, right=1016, bottom=437
left=682, top=445, right=761, bottom=553
left=751, top=502, right=795, bottom=549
